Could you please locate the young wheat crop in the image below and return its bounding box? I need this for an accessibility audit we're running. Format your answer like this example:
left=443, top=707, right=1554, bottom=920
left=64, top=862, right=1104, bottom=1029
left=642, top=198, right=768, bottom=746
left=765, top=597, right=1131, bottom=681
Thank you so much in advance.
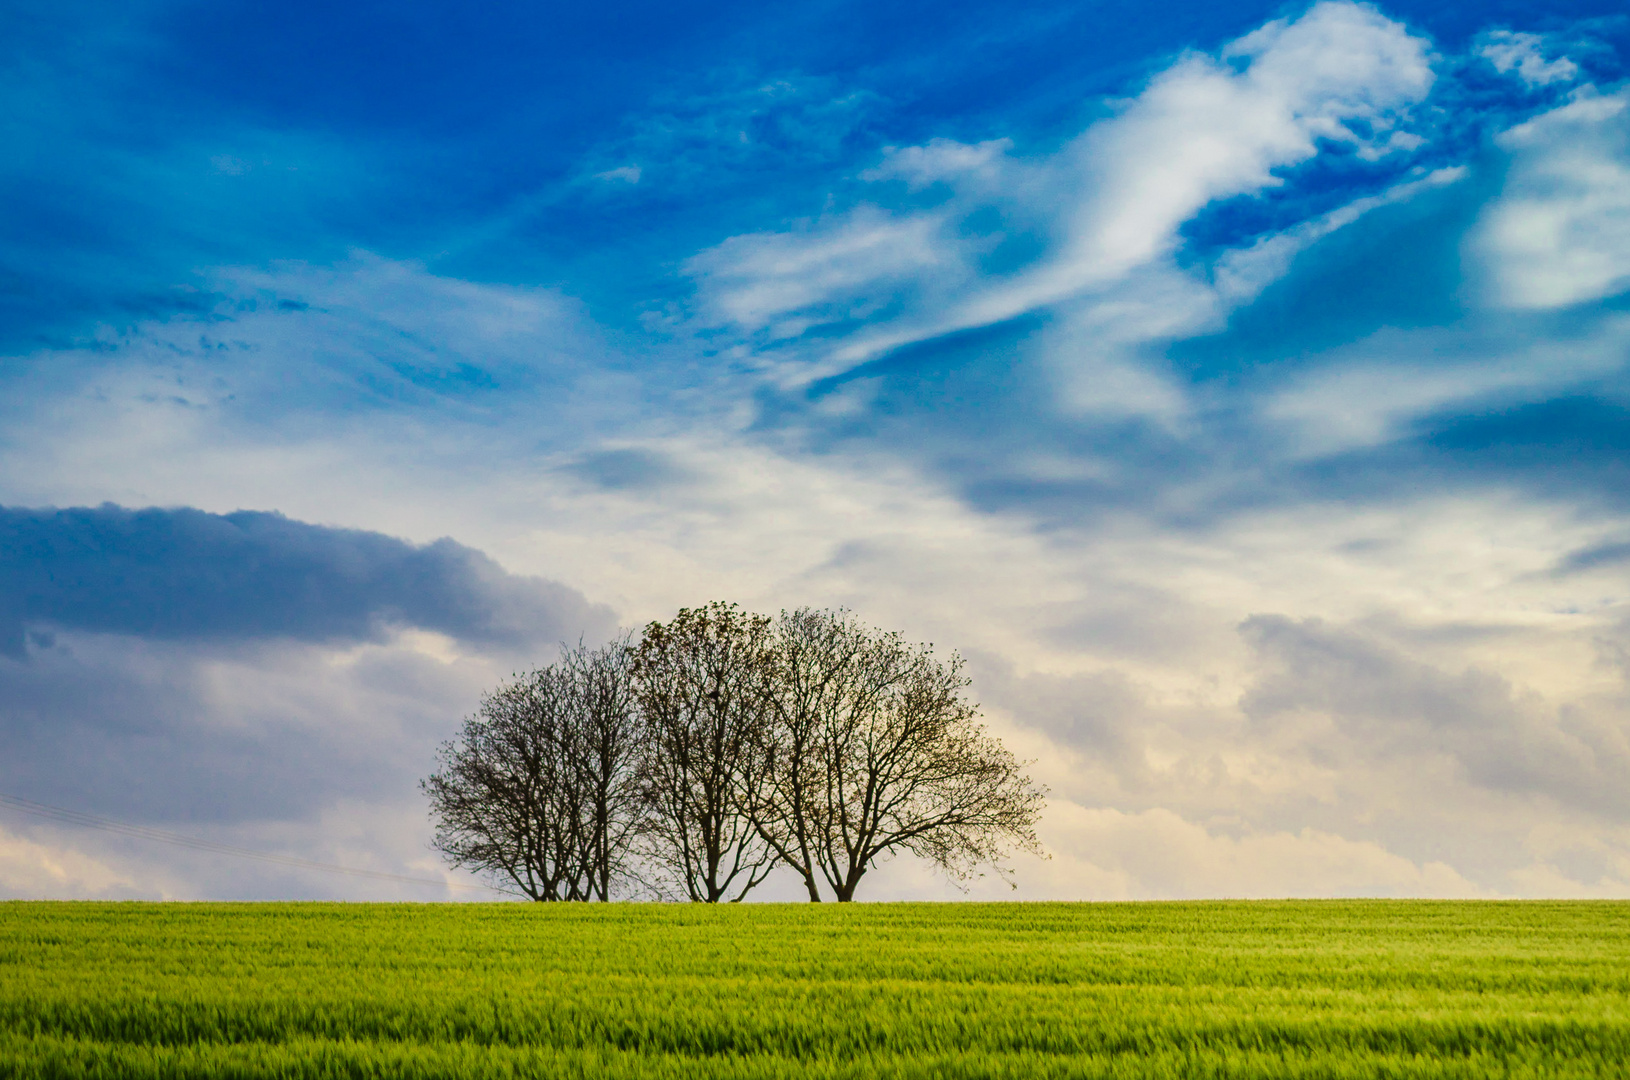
left=1, top=900, right=1626, bottom=1077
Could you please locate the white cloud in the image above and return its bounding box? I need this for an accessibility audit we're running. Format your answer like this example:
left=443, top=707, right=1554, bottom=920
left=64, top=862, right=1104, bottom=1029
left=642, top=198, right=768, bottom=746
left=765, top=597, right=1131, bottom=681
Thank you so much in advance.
left=0, top=826, right=135, bottom=899
left=685, top=206, right=958, bottom=341
left=861, top=137, right=1013, bottom=190
left=0, top=255, right=648, bottom=519
left=1507, top=852, right=1630, bottom=898
left=1260, top=312, right=1630, bottom=458
left=1049, top=0, right=1432, bottom=289
left=915, top=0, right=1433, bottom=331
left=218, top=252, right=597, bottom=378
left=1034, top=805, right=1489, bottom=899
left=1240, top=614, right=1630, bottom=821
left=1474, top=90, right=1630, bottom=310
left=685, top=1, right=1435, bottom=394
left=1478, top=30, right=1580, bottom=88
left=594, top=165, right=641, bottom=184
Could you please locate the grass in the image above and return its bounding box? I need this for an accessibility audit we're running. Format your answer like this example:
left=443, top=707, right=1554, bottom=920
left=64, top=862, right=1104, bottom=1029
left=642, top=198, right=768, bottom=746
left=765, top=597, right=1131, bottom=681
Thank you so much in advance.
left=0, top=900, right=1626, bottom=1077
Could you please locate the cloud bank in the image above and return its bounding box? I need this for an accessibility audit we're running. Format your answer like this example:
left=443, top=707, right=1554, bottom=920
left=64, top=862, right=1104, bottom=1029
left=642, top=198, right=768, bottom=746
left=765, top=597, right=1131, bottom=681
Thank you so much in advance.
left=0, top=505, right=611, bottom=899
left=0, top=503, right=611, bottom=655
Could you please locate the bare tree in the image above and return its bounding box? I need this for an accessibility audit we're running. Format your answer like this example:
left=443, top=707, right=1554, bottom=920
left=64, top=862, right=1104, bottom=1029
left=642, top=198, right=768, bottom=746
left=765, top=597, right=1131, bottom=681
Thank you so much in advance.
left=422, top=638, right=642, bottom=900
left=747, top=607, right=870, bottom=901
left=631, top=602, right=778, bottom=902
left=759, top=609, right=1046, bottom=902
left=426, top=606, right=1042, bottom=904
left=561, top=637, right=645, bottom=900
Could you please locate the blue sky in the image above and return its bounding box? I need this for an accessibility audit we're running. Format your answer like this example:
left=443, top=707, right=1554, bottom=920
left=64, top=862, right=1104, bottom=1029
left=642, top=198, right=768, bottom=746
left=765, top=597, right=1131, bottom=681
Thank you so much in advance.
left=3, top=0, right=1630, bottom=899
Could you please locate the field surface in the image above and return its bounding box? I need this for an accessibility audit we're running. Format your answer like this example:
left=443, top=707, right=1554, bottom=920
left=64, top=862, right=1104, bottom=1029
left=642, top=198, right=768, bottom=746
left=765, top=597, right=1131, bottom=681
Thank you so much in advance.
left=0, top=900, right=1626, bottom=1078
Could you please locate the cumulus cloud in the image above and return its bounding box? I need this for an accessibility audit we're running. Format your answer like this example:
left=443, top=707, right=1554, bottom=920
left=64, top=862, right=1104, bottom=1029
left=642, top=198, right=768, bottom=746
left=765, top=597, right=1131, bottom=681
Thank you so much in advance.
left=0, top=626, right=500, bottom=825
left=903, top=483, right=1630, bottom=900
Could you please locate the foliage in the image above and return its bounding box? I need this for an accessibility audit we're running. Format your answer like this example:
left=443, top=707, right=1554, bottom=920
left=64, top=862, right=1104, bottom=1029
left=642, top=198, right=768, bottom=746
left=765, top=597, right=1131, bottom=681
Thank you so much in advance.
left=2, top=900, right=1628, bottom=1078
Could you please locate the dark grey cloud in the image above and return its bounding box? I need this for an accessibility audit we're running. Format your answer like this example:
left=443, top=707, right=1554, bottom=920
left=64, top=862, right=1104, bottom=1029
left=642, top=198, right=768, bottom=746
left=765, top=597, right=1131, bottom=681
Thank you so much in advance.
left=0, top=504, right=617, bottom=896
left=0, top=504, right=614, bottom=656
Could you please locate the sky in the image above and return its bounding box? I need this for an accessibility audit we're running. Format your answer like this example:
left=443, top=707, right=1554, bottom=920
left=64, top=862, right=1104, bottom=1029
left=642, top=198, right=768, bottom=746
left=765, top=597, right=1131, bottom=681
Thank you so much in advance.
left=3, top=0, right=1630, bottom=901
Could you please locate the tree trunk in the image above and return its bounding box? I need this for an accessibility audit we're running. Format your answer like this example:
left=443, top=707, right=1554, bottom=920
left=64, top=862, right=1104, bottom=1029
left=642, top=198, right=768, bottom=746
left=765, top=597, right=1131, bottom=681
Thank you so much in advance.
left=834, top=865, right=865, bottom=902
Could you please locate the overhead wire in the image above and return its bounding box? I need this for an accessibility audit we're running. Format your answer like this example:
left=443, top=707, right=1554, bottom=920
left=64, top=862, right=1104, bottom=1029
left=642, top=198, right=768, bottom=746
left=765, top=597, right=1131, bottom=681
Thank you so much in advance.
left=0, top=791, right=502, bottom=893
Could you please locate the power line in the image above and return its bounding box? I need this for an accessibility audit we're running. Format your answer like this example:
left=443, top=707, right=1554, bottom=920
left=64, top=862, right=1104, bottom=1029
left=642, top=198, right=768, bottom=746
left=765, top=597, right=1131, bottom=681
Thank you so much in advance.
left=0, top=791, right=502, bottom=894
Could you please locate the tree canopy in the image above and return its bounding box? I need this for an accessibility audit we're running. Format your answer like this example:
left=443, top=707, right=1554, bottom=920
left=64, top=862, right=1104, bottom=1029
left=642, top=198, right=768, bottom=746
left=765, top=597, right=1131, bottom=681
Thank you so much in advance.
left=424, top=605, right=1045, bottom=901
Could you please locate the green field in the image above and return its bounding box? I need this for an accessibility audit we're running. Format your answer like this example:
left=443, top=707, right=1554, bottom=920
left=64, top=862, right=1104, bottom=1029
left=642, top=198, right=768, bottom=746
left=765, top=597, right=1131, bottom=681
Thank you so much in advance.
left=1, top=901, right=1626, bottom=1078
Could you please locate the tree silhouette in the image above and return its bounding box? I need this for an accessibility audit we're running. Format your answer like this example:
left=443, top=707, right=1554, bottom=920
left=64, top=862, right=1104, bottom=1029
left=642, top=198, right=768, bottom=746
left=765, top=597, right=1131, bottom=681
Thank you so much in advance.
left=426, top=606, right=1045, bottom=902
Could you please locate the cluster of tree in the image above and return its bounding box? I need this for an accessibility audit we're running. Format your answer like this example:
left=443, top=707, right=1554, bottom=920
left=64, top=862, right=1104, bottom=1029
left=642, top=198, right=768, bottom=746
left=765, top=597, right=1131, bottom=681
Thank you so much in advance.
left=422, top=603, right=1045, bottom=902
